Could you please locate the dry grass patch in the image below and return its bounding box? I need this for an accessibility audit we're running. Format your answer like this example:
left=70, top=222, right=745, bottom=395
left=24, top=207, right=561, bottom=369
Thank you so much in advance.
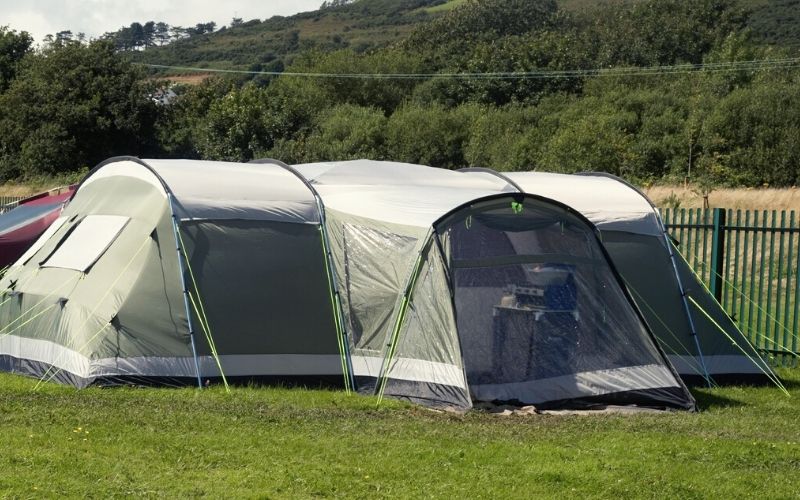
left=647, top=185, right=800, bottom=211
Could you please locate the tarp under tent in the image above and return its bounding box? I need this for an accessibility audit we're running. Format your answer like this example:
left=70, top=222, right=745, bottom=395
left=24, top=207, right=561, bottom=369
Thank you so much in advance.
left=0, top=187, right=75, bottom=268
left=461, top=170, right=776, bottom=386
left=0, top=157, right=696, bottom=411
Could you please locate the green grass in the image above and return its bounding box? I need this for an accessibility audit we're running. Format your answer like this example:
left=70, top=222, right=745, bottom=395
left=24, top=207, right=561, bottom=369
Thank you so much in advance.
left=1, top=371, right=800, bottom=497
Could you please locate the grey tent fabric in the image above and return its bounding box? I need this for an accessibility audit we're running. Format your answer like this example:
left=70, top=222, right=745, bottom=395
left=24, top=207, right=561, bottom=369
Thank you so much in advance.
left=496, top=171, right=775, bottom=385
left=1, top=157, right=696, bottom=412
left=294, top=161, right=695, bottom=411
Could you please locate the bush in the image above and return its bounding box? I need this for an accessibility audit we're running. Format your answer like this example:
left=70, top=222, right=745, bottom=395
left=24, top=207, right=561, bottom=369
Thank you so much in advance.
left=385, top=103, right=481, bottom=169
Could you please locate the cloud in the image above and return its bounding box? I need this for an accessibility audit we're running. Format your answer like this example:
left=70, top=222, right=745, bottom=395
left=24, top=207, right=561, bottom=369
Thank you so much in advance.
left=1, top=0, right=322, bottom=44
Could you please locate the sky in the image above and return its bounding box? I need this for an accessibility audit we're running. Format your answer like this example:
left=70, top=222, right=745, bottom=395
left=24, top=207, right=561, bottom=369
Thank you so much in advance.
left=0, top=0, right=323, bottom=44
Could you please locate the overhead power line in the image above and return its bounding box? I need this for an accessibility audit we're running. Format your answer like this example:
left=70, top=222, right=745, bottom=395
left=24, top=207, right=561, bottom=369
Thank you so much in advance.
left=136, top=57, right=800, bottom=80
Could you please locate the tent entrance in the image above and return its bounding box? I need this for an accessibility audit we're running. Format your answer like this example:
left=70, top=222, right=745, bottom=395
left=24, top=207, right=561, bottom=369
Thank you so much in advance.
left=436, top=199, right=691, bottom=409
left=442, top=212, right=589, bottom=405
left=454, top=264, right=580, bottom=396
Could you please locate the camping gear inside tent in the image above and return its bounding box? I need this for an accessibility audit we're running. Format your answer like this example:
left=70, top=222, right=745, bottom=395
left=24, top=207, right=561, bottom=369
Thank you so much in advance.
left=463, top=170, right=776, bottom=386
left=290, top=160, right=695, bottom=410
left=0, top=157, right=695, bottom=411
left=0, top=187, right=75, bottom=268
left=0, top=157, right=345, bottom=388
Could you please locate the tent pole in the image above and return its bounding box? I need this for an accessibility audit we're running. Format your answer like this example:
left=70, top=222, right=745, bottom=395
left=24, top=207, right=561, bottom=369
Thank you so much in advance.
left=168, top=193, right=203, bottom=389
left=316, top=196, right=356, bottom=392
left=659, top=218, right=713, bottom=387
left=376, top=232, right=433, bottom=403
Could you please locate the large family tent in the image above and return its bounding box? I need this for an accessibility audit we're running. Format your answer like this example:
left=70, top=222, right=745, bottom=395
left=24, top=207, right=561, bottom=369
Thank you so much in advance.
left=286, top=160, right=695, bottom=410
left=0, top=157, right=345, bottom=387
left=0, top=187, right=75, bottom=268
left=0, top=157, right=695, bottom=411
left=462, top=170, right=775, bottom=386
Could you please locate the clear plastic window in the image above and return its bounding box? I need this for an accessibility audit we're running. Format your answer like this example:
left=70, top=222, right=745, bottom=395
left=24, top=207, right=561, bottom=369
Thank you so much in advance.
left=42, top=215, right=129, bottom=271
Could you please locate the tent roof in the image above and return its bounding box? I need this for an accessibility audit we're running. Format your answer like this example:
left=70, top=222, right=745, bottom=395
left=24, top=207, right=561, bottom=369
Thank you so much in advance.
left=79, top=158, right=662, bottom=233
left=500, top=172, right=662, bottom=236
left=295, top=160, right=516, bottom=228
left=80, top=159, right=320, bottom=224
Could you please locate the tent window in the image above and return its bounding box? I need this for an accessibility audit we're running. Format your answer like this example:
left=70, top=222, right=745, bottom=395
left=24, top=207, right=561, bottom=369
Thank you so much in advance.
left=342, top=223, right=417, bottom=349
left=42, top=215, right=129, bottom=272
left=13, top=216, right=69, bottom=266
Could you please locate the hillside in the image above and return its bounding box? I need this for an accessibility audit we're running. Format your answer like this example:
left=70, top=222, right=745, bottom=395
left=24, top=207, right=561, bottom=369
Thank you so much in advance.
left=130, top=0, right=450, bottom=73
left=2, top=0, right=798, bottom=188
left=130, top=0, right=800, bottom=75
left=746, top=0, right=800, bottom=50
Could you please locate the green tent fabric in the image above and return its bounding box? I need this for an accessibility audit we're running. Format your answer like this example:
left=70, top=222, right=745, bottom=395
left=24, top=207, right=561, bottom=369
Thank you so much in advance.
left=0, top=157, right=343, bottom=387
left=0, top=157, right=696, bottom=411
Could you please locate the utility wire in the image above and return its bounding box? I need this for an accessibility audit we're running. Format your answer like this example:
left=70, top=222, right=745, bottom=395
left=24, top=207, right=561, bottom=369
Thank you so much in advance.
left=136, top=57, right=800, bottom=80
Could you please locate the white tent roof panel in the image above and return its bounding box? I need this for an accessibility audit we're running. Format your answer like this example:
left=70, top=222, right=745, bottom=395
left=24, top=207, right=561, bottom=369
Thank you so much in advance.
left=503, top=172, right=662, bottom=236
left=296, top=161, right=516, bottom=228
left=148, top=160, right=320, bottom=224
left=80, top=159, right=321, bottom=225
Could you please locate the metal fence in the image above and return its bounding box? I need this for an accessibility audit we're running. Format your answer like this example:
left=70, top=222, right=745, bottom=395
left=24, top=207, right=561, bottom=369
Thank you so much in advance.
left=0, top=196, right=26, bottom=213
left=662, top=208, right=799, bottom=362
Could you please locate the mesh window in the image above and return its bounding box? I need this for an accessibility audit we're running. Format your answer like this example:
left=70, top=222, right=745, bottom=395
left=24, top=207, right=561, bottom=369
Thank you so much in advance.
left=439, top=200, right=685, bottom=407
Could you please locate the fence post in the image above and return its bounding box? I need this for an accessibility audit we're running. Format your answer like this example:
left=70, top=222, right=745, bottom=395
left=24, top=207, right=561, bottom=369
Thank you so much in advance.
left=710, top=208, right=726, bottom=302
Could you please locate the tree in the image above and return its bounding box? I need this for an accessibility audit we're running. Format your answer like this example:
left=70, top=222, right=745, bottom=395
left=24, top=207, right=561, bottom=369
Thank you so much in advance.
left=275, top=49, right=425, bottom=114
left=0, top=41, right=161, bottom=179
left=143, top=21, right=156, bottom=48
left=194, top=84, right=271, bottom=162
left=156, top=77, right=237, bottom=158
left=0, top=26, right=33, bottom=92
left=301, top=104, right=387, bottom=162
left=170, top=26, right=188, bottom=42
left=154, top=22, right=171, bottom=46
left=129, top=22, right=145, bottom=49
left=187, top=22, right=217, bottom=36
left=385, top=103, right=480, bottom=169
left=578, top=0, right=746, bottom=67
left=54, top=30, right=74, bottom=46
left=536, top=98, right=642, bottom=178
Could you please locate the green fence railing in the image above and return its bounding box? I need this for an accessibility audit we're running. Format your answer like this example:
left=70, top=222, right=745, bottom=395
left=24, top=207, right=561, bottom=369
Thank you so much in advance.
left=662, top=208, right=800, bottom=363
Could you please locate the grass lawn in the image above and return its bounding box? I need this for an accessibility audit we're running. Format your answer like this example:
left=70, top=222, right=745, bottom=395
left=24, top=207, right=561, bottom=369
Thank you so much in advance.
left=1, top=370, right=799, bottom=498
